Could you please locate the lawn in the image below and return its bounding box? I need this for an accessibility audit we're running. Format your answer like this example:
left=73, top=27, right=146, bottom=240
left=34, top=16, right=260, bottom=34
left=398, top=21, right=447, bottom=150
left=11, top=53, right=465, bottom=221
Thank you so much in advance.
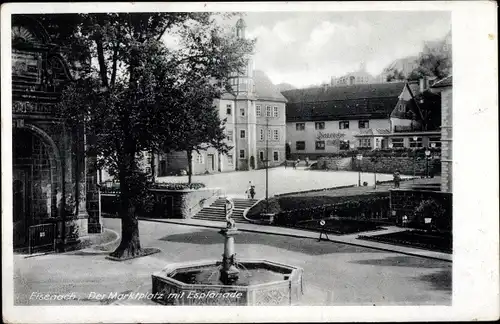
left=359, top=230, right=452, bottom=253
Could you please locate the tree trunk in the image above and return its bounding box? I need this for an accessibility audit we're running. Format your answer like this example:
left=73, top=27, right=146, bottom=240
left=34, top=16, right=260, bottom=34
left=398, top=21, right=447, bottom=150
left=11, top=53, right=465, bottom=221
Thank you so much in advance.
left=110, top=152, right=143, bottom=259
left=187, top=150, right=193, bottom=184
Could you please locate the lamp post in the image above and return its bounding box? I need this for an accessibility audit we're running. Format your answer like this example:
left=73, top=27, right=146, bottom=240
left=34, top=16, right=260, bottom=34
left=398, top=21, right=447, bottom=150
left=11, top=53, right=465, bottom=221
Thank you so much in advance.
left=287, top=141, right=292, bottom=166
left=356, top=154, right=363, bottom=187
left=412, top=136, right=418, bottom=183
left=265, top=117, right=269, bottom=212
left=428, top=142, right=436, bottom=178
left=425, top=147, right=431, bottom=178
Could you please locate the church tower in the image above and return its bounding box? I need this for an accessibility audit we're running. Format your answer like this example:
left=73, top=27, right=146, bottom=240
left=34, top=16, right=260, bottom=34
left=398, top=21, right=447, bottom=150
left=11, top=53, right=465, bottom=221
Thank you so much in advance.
left=230, top=17, right=257, bottom=171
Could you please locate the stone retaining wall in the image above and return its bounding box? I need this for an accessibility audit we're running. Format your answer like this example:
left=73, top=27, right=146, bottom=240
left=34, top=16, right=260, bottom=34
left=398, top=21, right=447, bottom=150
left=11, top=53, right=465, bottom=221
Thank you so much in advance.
left=316, top=156, right=441, bottom=176
left=101, top=188, right=220, bottom=219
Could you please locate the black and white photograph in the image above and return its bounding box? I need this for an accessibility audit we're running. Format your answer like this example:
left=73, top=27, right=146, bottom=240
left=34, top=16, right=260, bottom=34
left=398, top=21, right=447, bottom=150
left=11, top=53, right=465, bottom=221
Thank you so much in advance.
left=1, top=1, right=498, bottom=323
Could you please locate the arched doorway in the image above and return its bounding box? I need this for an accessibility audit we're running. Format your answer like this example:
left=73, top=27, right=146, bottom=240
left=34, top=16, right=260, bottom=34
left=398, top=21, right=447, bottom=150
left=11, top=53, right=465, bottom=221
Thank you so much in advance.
left=13, top=126, right=61, bottom=249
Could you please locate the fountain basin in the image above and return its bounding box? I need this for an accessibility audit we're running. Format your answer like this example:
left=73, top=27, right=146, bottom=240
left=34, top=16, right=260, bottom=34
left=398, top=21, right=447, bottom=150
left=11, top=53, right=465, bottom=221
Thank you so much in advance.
left=152, top=259, right=303, bottom=305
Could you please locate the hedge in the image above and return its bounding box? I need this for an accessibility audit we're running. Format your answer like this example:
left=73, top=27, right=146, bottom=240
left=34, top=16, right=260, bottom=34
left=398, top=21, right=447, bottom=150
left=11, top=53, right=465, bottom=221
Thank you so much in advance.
left=274, top=194, right=390, bottom=226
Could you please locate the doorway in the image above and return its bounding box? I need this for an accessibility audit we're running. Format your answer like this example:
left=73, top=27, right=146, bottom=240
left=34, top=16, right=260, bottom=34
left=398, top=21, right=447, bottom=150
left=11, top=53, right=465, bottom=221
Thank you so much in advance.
left=13, top=168, right=31, bottom=248
left=207, top=154, right=215, bottom=172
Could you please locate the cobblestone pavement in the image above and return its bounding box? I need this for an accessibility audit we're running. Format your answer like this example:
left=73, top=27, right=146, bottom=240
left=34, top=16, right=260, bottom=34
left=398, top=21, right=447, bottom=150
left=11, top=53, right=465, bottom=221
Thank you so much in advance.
left=13, top=218, right=451, bottom=306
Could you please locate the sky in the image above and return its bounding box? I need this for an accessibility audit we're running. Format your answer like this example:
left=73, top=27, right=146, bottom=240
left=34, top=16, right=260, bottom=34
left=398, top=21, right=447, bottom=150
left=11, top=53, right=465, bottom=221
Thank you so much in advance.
left=230, top=11, right=451, bottom=88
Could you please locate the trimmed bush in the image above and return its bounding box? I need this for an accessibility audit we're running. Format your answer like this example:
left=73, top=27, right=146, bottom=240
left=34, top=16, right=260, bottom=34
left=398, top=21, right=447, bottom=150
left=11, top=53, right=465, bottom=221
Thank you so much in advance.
left=151, top=182, right=206, bottom=190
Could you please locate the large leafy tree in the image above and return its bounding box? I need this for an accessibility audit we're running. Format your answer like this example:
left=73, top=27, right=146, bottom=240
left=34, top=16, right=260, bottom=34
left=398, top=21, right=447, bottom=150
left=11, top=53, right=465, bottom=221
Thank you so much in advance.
left=56, top=13, right=253, bottom=258
left=385, top=36, right=451, bottom=82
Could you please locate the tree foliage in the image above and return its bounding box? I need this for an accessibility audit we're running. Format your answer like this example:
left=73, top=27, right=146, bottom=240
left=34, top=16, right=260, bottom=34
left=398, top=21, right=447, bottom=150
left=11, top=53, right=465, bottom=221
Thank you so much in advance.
left=55, top=12, right=254, bottom=258
left=385, top=35, right=451, bottom=82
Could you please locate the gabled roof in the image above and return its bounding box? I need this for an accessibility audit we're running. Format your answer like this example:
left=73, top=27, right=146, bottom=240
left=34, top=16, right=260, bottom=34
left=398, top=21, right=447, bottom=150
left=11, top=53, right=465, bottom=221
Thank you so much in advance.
left=254, top=70, right=287, bottom=102
left=282, top=82, right=420, bottom=122
left=431, top=75, right=452, bottom=88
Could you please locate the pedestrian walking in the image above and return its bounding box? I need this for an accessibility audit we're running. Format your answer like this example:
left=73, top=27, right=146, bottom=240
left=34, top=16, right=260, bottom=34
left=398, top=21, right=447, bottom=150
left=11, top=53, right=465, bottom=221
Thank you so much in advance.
left=245, top=181, right=253, bottom=199
left=393, top=170, right=401, bottom=188
left=249, top=185, right=256, bottom=199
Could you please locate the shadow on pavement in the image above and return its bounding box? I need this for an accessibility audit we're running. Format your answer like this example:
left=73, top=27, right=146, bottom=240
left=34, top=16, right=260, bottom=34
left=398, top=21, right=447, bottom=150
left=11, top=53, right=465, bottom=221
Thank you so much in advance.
left=415, top=270, right=452, bottom=292
left=349, top=255, right=451, bottom=269
left=159, top=229, right=384, bottom=256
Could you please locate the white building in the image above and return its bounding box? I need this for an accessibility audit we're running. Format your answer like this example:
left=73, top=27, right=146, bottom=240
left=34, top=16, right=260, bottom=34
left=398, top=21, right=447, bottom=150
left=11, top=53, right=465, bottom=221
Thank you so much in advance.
left=157, top=18, right=287, bottom=176
left=282, top=82, right=421, bottom=158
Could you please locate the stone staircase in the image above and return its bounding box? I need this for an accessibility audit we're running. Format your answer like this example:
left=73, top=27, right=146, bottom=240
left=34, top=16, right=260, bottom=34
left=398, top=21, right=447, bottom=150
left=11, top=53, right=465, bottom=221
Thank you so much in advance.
left=192, top=198, right=258, bottom=223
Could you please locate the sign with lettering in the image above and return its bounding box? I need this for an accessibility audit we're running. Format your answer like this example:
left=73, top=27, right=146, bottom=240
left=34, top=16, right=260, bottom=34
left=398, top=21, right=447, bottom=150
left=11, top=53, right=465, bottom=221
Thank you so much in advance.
left=316, top=132, right=344, bottom=146
left=316, top=132, right=345, bottom=140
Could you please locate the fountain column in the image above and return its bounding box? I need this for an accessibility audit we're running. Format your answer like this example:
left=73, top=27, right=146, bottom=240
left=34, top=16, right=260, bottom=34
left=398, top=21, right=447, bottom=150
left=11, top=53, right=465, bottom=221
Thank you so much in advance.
left=219, top=197, right=240, bottom=284
left=219, top=227, right=240, bottom=284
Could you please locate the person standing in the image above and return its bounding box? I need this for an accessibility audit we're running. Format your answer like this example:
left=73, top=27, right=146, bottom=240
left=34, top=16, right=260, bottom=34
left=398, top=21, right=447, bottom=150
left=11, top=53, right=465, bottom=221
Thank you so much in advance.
left=245, top=181, right=253, bottom=198
left=249, top=185, right=256, bottom=199
left=393, top=170, right=401, bottom=188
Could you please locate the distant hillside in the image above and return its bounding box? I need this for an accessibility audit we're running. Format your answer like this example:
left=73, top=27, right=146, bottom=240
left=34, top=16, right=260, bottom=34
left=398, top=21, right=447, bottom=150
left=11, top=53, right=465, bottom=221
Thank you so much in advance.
left=276, top=82, right=297, bottom=92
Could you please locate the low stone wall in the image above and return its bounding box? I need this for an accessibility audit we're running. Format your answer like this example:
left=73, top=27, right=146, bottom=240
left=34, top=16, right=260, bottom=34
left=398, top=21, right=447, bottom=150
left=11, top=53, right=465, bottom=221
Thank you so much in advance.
left=101, top=188, right=220, bottom=219
left=316, top=156, right=441, bottom=176
left=390, top=189, right=452, bottom=226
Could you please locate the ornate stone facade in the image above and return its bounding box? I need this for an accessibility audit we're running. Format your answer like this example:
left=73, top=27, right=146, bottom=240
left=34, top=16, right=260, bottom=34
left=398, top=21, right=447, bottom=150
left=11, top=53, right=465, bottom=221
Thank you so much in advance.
left=12, top=15, right=102, bottom=252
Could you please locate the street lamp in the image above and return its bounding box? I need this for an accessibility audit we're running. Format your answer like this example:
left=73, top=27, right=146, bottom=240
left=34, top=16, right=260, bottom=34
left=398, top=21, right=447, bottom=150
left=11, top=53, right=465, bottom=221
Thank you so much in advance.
left=265, top=116, right=269, bottom=212
left=412, top=136, right=418, bottom=183
left=425, top=147, right=431, bottom=178
left=356, top=153, right=363, bottom=186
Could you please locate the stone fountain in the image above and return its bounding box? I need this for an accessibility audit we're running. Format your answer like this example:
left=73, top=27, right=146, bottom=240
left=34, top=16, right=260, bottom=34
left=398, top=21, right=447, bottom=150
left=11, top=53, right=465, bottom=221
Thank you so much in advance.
left=151, top=197, right=304, bottom=305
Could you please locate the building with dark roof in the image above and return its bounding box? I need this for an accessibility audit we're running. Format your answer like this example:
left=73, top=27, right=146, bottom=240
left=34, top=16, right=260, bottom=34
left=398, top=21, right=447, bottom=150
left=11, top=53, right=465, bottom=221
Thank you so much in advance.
left=157, top=18, right=287, bottom=176
left=282, top=82, right=420, bottom=157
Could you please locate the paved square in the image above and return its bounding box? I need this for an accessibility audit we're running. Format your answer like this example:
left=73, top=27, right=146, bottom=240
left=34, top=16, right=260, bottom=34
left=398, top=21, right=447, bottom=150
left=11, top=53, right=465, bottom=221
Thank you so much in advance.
left=14, top=219, right=451, bottom=306
left=157, top=168, right=405, bottom=198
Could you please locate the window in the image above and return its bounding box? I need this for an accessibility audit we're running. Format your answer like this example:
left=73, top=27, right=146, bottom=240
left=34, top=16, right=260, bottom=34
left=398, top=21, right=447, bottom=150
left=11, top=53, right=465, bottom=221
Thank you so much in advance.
left=273, top=129, right=279, bottom=141
left=339, top=140, right=350, bottom=150
left=296, top=141, right=306, bottom=150
left=315, top=122, right=325, bottom=130
left=239, top=149, right=245, bottom=159
left=226, top=130, right=233, bottom=141
left=429, top=137, right=442, bottom=148
left=240, top=130, right=246, bottom=139
left=266, top=105, right=272, bottom=117
left=196, top=153, right=204, bottom=164
left=296, top=123, right=305, bottom=131
left=259, top=129, right=264, bottom=141
left=359, top=138, right=372, bottom=148
left=409, top=137, right=423, bottom=148
left=226, top=104, right=232, bottom=115
left=227, top=154, right=233, bottom=165
left=256, top=105, right=261, bottom=117
left=358, top=120, right=369, bottom=129
left=240, top=108, right=245, bottom=116
left=259, top=151, right=265, bottom=161
left=267, top=129, right=272, bottom=140
left=391, top=138, right=404, bottom=148
left=273, top=106, right=279, bottom=117
left=315, top=141, right=325, bottom=150
left=339, top=121, right=350, bottom=129
left=273, top=151, right=279, bottom=161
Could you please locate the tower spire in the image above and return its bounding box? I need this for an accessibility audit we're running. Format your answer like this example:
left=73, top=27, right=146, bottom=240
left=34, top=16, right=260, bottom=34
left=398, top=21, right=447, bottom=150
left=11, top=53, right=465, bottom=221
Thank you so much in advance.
left=236, top=16, right=246, bottom=39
